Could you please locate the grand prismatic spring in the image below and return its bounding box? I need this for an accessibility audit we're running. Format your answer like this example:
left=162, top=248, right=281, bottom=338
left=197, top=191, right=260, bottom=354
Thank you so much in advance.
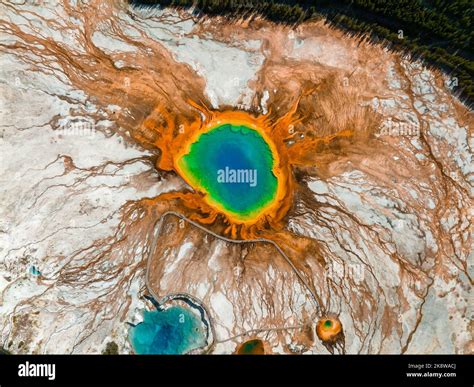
left=176, top=122, right=278, bottom=222
left=0, top=0, right=471, bottom=358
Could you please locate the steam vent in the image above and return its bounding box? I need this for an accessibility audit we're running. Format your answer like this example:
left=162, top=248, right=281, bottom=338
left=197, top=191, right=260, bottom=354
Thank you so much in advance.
left=0, top=0, right=472, bottom=361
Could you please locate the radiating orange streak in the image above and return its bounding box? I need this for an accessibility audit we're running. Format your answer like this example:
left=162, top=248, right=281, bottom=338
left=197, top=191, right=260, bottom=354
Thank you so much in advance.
left=288, top=129, right=354, bottom=165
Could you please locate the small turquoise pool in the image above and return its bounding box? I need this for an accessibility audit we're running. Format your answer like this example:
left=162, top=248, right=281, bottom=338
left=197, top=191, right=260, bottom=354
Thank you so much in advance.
left=129, top=306, right=207, bottom=354
left=30, top=266, right=41, bottom=276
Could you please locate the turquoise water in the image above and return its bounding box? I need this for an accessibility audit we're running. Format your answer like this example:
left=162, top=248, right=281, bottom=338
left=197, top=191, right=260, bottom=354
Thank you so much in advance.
left=129, top=306, right=206, bottom=354
left=30, top=266, right=41, bottom=276
left=178, top=124, right=278, bottom=220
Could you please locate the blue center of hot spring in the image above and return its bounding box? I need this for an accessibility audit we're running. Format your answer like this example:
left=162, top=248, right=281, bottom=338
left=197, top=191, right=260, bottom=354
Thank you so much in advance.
left=129, top=306, right=206, bottom=354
